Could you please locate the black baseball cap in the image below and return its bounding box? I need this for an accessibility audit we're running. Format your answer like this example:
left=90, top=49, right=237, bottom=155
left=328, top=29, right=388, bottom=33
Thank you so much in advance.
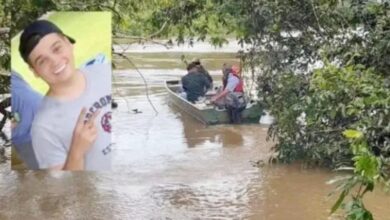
left=19, top=20, right=75, bottom=63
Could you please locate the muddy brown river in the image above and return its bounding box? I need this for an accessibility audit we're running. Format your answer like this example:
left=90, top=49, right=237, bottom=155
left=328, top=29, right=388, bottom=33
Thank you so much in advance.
left=1, top=43, right=389, bottom=219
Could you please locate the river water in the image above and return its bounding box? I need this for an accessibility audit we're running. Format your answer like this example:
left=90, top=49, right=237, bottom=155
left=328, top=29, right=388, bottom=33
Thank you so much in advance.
left=0, top=42, right=388, bottom=219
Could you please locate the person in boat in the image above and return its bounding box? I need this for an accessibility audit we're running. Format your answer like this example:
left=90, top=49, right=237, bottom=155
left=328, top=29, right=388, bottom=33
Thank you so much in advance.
left=191, top=58, right=213, bottom=88
left=18, top=19, right=112, bottom=170
left=181, top=62, right=211, bottom=103
left=211, top=64, right=246, bottom=123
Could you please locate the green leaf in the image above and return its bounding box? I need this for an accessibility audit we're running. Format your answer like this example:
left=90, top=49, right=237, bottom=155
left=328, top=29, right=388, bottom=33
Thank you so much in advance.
left=343, top=129, right=363, bottom=139
left=331, top=190, right=347, bottom=214
left=354, top=155, right=379, bottom=180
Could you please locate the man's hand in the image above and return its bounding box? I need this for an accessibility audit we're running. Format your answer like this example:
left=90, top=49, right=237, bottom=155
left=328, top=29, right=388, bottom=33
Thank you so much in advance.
left=211, top=89, right=229, bottom=104
left=63, top=108, right=100, bottom=170
left=210, top=96, right=218, bottom=103
left=71, top=108, right=100, bottom=155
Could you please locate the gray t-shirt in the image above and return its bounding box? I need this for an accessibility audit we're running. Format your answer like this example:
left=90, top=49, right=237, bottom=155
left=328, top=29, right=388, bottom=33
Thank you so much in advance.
left=225, top=73, right=240, bottom=92
left=31, top=63, right=112, bottom=170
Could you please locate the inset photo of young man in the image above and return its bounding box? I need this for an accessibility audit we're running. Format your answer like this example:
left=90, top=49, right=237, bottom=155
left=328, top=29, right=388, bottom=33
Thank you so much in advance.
left=11, top=12, right=112, bottom=171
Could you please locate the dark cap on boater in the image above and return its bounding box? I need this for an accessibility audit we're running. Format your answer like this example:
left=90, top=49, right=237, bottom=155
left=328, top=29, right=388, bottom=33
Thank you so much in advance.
left=19, top=20, right=75, bottom=63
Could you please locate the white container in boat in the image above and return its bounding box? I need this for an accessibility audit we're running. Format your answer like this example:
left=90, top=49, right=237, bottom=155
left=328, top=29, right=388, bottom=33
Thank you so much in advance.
left=259, top=111, right=275, bottom=125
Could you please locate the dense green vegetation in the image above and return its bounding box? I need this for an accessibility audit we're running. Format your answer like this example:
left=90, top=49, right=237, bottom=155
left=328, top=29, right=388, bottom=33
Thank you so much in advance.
left=0, top=0, right=11, bottom=93
left=1, top=0, right=389, bottom=218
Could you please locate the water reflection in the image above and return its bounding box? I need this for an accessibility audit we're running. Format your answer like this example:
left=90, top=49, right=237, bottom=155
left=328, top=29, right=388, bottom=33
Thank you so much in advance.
left=176, top=108, right=244, bottom=148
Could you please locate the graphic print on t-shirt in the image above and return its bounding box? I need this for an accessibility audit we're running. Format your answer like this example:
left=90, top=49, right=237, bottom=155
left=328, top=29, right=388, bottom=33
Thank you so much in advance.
left=85, top=95, right=112, bottom=121
left=84, top=94, right=112, bottom=133
left=101, top=111, right=111, bottom=133
left=84, top=94, right=112, bottom=156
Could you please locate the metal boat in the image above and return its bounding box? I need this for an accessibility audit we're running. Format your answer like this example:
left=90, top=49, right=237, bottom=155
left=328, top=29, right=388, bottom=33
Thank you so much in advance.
left=165, top=80, right=263, bottom=125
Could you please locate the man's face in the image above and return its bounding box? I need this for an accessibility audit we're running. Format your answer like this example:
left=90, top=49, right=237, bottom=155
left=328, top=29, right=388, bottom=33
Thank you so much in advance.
left=28, top=33, right=75, bottom=85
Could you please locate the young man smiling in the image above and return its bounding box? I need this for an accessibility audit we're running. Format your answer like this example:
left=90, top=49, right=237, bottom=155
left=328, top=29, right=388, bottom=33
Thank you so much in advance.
left=18, top=19, right=112, bottom=170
